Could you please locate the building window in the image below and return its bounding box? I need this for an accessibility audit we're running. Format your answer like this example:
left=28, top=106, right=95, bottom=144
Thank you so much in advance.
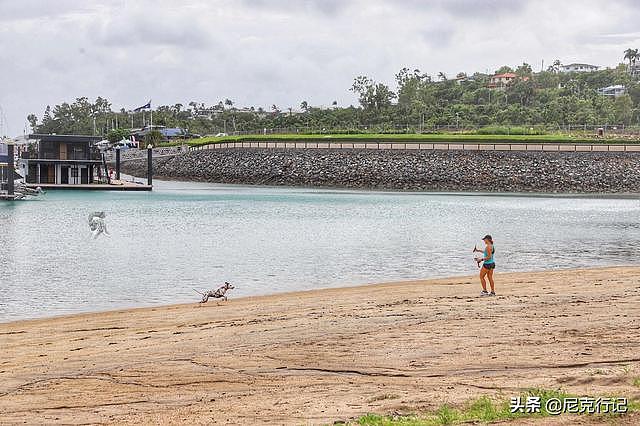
left=71, top=168, right=79, bottom=178
left=72, top=147, right=85, bottom=160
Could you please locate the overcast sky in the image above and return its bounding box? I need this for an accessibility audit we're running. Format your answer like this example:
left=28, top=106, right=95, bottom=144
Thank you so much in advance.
left=1, top=0, right=640, bottom=136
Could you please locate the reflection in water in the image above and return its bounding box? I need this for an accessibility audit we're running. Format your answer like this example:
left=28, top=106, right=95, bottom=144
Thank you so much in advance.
left=1, top=180, right=639, bottom=322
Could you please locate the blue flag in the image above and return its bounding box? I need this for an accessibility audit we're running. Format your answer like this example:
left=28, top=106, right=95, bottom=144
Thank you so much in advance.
left=133, top=101, right=151, bottom=112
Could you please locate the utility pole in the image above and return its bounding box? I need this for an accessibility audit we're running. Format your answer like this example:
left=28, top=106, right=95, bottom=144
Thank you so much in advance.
left=115, top=147, right=121, bottom=181
left=147, top=144, right=153, bottom=188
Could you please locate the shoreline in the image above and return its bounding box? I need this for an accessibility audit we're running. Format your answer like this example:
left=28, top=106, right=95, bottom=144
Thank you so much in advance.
left=2, top=266, right=640, bottom=424
left=2, top=264, right=635, bottom=326
left=0, top=269, right=499, bottom=326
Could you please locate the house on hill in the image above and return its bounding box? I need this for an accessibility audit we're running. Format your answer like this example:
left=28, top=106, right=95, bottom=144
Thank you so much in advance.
left=454, top=73, right=477, bottom=84
left=488, top=73, right=528, bottom=89
left=597, top=85, right=626, bottom=97
left=130, top=126, right=187, bottom=141
left=559, top=63, right=599, bottom=73
left=488, top=73, right=517, bottom=89
left=193, top=106, right=222, bottom=119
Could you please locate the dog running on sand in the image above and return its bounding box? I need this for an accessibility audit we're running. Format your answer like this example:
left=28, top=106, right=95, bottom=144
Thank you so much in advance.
left=194, top=282, right=235, bottom=303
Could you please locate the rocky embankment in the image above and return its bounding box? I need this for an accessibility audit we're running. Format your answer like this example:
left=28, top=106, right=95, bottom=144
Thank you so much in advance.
left=122, top=148, right=640, bottom=192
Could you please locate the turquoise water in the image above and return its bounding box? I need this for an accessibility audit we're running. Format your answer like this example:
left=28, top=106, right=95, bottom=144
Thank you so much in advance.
left=1, top=180, right=639, bottom=322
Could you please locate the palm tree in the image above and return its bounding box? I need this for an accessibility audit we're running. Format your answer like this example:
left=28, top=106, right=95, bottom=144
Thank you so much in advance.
left=624, top=48, right=638, bottom=73
left=300, top=101, right=309, bottom=112
left=624, top=48, right=634, bottom=66
left=437, top=72, right=447, bottom=81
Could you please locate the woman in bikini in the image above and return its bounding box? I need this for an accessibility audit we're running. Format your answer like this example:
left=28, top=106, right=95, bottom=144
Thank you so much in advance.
left=474, top=235, right=495, bottom=296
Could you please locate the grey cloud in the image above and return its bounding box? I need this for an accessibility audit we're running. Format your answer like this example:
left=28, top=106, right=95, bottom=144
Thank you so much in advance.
left=0, top=0, right=97, bottom=22
left=93, top=8, right=213, bottom=48
left=2, top=0, right=640, bottom=135
left=240, top=0, right=349, bottom=16
left=421, top=27, right=455, bottom=48
left=385, top=0, right=527, bottom=17
left=436, top=0, right=527, bottom=16
left=95, top=20, right=212, bottom=48
left=576, top=32, right=640, bottom=47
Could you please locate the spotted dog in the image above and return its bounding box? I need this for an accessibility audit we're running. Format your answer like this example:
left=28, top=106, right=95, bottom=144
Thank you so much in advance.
left=196, top=282, right=235, bottom=304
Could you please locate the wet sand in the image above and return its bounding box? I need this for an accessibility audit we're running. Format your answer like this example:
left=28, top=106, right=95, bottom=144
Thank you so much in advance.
left=1, top=267, right=640, bottom=425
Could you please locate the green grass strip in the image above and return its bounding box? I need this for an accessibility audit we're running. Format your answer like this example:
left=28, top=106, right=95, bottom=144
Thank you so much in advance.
left=334, top=388, right=639, bottom=425
left=158, top=133, right=639, bottom=147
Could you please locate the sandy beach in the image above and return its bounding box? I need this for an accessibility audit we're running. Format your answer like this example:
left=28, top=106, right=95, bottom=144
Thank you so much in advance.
left=1, top=267, right=640, bottom=425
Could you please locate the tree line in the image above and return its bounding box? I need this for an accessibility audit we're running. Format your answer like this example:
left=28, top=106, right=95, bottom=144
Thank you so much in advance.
left=27, top=54, right=640, bottom=138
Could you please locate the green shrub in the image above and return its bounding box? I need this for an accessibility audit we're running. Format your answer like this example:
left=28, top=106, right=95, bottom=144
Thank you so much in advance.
left=107, top=128, right=131, bottom=143
left=347, top=388, right=638, bottom=425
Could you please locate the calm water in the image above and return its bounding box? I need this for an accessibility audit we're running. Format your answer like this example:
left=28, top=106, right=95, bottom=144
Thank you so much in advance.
left=1, top=180, right=639, bottom=322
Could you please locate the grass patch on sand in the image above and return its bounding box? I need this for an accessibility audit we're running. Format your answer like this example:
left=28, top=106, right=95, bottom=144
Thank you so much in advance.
left=633, top=377, right=640, bottom=387
left=337, top=388, right=638, bottom=425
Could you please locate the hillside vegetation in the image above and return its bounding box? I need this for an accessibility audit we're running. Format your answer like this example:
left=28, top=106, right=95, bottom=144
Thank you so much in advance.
left=27, top=60, right=640, bottom=138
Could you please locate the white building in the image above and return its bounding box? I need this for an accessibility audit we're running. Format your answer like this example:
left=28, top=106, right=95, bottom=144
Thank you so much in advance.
left=559, top=63, right=600, bottom=73
left=597, top=85, right=626, bottom=97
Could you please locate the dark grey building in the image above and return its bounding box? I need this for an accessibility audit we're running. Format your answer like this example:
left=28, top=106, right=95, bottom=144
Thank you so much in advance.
left=21, top=134, right=104, bottom=185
